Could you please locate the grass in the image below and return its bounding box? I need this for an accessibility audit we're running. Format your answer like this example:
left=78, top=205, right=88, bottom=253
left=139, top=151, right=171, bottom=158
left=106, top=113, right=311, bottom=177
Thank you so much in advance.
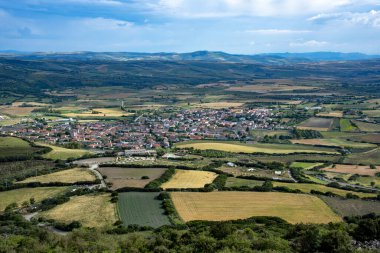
left=0, top=160, right=56, bottom=182
left=0, top=187, right=68, bottom=211
left=251, top=129, right=290, bottom=137
left=161, top=170, right=217, bottom=189
left=272, top=182, right=376, bottom=198
left=0, top=137, right=38, bottom=159
left=41, top=194, right=117, bottom=228
left=322, top=164, right=380, bottom=176
left=340, top=119, right=358, bottom=132
left=117, top=192, right=171, bottom=228
left=352, top=120, right=380, bottom=132
left=36, top=142, right=93, bottom=160
left=175, top=141, right=339, bottom=154
left=17, top=168, right=96, bottom=184
left=291, top=139, right=376, bottom=149
left=225, top=177, right=264, bottom=187
left=344, top=148, right=380, bottom=165
left=320, top=196, right=380, bottom=217
left=317, top=111, right=343, bottom=118
left=362, top=110, right=380, bottom=117
left=97, top=167, right=167, bottom=190
left=290, top=162, right=324, bottom=170
left=171, top=192, right=341, bottom=224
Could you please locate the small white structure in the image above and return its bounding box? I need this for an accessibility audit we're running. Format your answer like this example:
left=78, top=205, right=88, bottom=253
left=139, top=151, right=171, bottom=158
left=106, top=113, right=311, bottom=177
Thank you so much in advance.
left=247, top=168, right=256, bottom=172
left=226, top=162, right=237, bottom=167
left=274, top=171, right=282, bottom=175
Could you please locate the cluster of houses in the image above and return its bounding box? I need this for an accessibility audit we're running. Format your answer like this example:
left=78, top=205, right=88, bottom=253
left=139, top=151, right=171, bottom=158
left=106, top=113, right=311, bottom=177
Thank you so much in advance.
left=0, top=108, right=283, bottom=151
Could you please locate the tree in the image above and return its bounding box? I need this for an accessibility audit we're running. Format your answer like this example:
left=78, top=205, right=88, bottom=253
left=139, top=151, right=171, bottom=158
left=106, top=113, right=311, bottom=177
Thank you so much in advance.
left=370, top=164, right=376, bottom=169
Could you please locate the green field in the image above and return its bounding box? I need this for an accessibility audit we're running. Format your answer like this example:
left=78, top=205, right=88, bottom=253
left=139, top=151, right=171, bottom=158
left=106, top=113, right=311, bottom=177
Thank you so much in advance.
left=320, top=196, right=380, bottom=217
left=117, top=192, right=171, bottom=228
left=290, top=162, right=324, bottom=170
left=251, top=154, right=341, bottom=163
left=222, top=178, right=376, bottom=198
left=340, top=119, right=358, bottom=132
left=36, top=142, right=93, bottom=160
left=0, top=137, right=39, bottom=159
left=344, top=148, right=380, bottom=165
left=176, top=141, right=339, bottom=154
left=225, top=177, right=264, bottom=187
left=352, top=120, right=380, bottom=132
left=0, top=187, right=68, bottom=211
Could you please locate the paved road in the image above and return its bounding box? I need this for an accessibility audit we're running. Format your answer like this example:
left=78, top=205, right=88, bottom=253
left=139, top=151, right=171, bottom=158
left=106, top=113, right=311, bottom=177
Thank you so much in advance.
left=89, top=164, right=106, bottom=189
left=288, top=170, right=298, bottom=183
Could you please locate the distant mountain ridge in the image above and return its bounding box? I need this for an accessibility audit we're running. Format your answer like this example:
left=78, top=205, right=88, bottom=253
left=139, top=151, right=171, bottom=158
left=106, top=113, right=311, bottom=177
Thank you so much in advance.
left=0, top=50, right=379, bottom=63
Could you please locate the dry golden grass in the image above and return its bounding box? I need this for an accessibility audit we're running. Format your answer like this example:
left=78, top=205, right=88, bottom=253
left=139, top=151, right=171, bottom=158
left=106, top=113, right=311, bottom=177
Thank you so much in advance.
left=161, top=170, right=217, bottom=189
left=193, top=102, right=244, bottom=109
left=63, top=108, right=133, bottom=117
left=0, top=106, right=40, bottom=116
left=41, top=194, right=117, bottom=228
left=323, top=164, right=380, bottom=176
left=0, top=187, right=68, bottom=211
left=18, top=168, right=96, bottom=184
left=176, top=142, right=338, bottom=154
left=171, top=192, right=341, bottom=224
left=317, top=111, right=343, bottom=118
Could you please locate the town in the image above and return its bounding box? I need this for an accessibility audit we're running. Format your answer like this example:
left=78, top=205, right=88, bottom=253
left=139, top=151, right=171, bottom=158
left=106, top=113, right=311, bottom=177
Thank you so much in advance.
left=0, top=108, right=283, bottom=150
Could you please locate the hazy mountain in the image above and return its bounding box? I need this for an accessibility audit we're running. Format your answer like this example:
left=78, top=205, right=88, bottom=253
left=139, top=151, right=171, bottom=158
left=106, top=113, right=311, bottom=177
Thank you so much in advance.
left=1, top=51, right=378, bottom=63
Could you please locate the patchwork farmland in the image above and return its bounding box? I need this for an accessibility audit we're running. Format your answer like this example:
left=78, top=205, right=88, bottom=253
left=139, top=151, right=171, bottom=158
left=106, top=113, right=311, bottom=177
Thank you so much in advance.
left=117, top=192, right=171, bottom=228
left=171, top=192, right=341, bottom=224
left=97, top=167, right=167, bottom=190
left=322, top=164, right=380, bottom=176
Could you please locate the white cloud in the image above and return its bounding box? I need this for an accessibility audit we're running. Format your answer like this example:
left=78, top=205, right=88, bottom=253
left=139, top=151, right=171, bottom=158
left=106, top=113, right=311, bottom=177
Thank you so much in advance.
left=153, top=0, right=354, bottom=18
left=79, top=17, right=133, bottom=30
left=309, top=10, right=380, bottom=27
left=290, top=40, right=329, bottom=47
left=246, top=29, right=310, bottom=34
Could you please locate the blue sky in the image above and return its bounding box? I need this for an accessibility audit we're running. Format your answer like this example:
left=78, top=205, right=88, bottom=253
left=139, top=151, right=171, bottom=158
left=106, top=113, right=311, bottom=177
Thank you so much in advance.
left=0, top=0, right=379, bottom=53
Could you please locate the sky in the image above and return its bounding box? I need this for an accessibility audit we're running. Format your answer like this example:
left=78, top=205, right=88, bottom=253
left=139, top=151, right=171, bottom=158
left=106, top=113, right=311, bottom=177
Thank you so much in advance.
left=0, top=0, right=379, bottom=54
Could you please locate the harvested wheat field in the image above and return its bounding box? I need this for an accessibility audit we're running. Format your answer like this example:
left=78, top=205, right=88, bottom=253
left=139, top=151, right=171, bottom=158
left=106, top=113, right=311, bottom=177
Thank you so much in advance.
left=323, top=164, right=380, bottom=176
left=18, top=168, right=96, bottom=184
left=317, top=111, right=343, bottom=118
left=161, top=170, right=217, bottom=189
left=171, top=192, right=341, bottom=224
left=41, top=194, right=117, bottom=228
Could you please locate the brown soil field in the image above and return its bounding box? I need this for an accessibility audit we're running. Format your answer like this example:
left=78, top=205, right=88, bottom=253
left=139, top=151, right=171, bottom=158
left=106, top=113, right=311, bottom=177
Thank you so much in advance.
left=161, top=170, right=217, bottom=189
left=171, top=192, right=341, bottom=224
left=323, top=164, right=380, bottom=176
left=0, top=106, right=40, bottom=116
left=349, top=134, right=380, bottom=144
left=97, top=167, right=167, bottom=190
left=297, top=117, right=335, bottom=131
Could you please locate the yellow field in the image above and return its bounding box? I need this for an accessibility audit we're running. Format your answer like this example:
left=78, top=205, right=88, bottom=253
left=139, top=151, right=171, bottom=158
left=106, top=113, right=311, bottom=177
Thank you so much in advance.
left=18, top=168, right=96, bottom=184
left=36, top=142, right=93, bottom=160
left=63, top=108, right=133, bottom=117
left=0, top=187, right=68, bottom=211
left=161, top=170, right=217, bottom=189
left=41, top=194, right=117, bottom=228
left=171, top=192, right=341, bottom=224
left=176, top=142, right=338, bottom=154
left=193, top=102, right=243, bottom=109
left=317, top=111, right=343, bottom=118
